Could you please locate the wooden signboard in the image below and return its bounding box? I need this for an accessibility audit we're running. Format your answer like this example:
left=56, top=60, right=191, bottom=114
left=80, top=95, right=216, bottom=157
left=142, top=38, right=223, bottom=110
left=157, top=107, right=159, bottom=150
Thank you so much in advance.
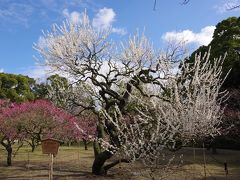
left=41, top=138, right=62, bottom=180
left=41, top=138, right=61, bottom=155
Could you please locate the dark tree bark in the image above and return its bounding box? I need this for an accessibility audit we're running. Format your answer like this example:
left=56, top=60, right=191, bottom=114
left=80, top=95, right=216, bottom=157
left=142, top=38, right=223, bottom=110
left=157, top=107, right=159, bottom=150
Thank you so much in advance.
left=92, top=149, right=130, bottom=175
left=30, top=138, right=36, bottom=152
left=93, top=123, right=105, bottom=157
left=93, top=141, right=101, bottom=158
left=83, top=139, right=88, bottom=150
left=92, top=150, right=113, bottom=175
left=92, top=121, right=118, bottom=175
left=1, top=140, right=13, bottom=166
left=6, top=145, right=12, bottom=166
left=31, top=145, right=35, bottom=152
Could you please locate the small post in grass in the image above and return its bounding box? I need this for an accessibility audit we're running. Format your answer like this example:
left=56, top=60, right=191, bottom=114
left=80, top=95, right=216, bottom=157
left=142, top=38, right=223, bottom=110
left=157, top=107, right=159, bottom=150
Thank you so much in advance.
left=27, top=150, right=30, bottom=170
left=224, top=161, right=228, bottom=178
left=41, top=138, right=61, bottom=180
left=203, top=142, right=207, bottom=180
left=193, top=143, right=196, bottom=162
left=78, top=141, right=80, bottom=163
left=49, top=154, right=54, bottom=180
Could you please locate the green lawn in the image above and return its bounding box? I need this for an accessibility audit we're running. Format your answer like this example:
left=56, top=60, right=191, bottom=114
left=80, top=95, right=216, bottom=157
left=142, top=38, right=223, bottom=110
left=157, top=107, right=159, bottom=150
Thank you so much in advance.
left=0, top=144, right=240, bottom=179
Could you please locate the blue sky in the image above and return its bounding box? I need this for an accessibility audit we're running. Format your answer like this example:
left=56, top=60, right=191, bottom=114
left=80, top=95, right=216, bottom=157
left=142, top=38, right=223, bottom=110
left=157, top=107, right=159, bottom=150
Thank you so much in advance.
left=0, top=0, right=239, bottom=80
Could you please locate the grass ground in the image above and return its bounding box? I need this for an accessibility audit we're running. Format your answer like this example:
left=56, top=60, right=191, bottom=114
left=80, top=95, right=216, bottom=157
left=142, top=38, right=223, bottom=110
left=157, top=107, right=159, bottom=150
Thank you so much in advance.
left=0, top=144, right=240, bottom=179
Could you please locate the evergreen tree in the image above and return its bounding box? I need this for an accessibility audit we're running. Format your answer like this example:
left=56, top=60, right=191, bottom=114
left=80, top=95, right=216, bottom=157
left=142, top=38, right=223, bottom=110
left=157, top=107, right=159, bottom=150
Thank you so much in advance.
left=0, top=73, right=35, bottom=102
left=188, top=17, right=240, bottom=88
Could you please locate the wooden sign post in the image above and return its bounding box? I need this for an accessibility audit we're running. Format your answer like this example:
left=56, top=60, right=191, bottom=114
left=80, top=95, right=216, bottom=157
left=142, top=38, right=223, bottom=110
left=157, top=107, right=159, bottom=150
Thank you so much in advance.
left=41, top=138, right=61, bottom=180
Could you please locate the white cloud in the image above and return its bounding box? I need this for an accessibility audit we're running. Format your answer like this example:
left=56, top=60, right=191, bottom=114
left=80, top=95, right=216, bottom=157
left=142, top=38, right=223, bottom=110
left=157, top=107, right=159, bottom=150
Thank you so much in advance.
left=62, top=7, right=127, bottom=35
left=92, top=7, right=115, bottom=29
left=0, top=68, right=4, bottom=73
left=112, top=27, right=127, bottom=35
left=92, top=7, right=127, bottom=35
left=36, top=7, right=126, bottom=52
left=162, top=26, right=215, bottom=46
left=62, top=8, right=83, bottom=24
left=214, top=0, right=240, bottom=13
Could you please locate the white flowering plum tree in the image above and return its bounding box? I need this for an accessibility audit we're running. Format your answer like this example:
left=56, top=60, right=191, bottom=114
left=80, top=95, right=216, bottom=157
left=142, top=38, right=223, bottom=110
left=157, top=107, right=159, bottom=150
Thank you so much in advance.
left=100, top=50, right=227, bottom=164
left=34, top=12, right=227, bottom=175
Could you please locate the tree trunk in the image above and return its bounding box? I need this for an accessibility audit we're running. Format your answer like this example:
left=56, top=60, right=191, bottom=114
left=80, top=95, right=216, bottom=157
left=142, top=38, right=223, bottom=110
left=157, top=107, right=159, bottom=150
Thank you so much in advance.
left=91, top=120, right=119, bottom=175
left=31, top=145, right=35, bottom=152
left=92, top=150, right=113, bottom=175
left=93, top=123, right=105, bottom=157
left=93, top=140, right=101, bottom=158
left=6, top=145, right=12, bottom=166
left=31, top=139, right=36, bottom=152
left=83, top=139, right=88, bottom=150
left=92, top=123, right=113, bottom=175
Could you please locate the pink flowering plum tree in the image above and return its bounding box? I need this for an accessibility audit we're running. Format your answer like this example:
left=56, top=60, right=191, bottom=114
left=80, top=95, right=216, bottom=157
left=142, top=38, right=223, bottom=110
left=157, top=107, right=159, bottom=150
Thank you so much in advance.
left=0, top=99, right=89, bottom=165
left=77, top=115, right=96, bottom=150
left=0, top=99, right=26, bottom=166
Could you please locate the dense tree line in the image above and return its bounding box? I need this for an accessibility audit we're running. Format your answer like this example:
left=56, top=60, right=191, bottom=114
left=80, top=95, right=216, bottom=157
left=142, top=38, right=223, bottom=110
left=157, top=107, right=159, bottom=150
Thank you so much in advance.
left=0, top=72, right=71, bottom=102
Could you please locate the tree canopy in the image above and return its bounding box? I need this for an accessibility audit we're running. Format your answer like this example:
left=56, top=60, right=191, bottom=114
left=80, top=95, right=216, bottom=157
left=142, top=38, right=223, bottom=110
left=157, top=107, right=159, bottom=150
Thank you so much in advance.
left=0, top=73, right=35, bottom=102
left=46, top=74, right=71, bottom=108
